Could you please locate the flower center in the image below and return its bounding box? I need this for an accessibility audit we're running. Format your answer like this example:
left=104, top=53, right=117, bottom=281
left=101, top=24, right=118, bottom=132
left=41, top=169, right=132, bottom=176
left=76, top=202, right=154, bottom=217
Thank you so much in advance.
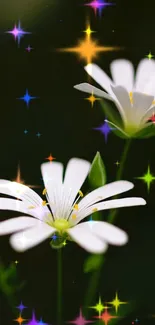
left=53, top=219, right=70, bottom=231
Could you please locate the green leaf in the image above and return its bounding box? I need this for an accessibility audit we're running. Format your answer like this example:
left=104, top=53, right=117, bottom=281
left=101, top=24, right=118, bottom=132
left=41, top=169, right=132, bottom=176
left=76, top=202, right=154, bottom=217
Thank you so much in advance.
left=84, top=254, right=104, bottom=273
left=100, top=100, right=123, bottom=129
left=134, top=123, right=155, bottom=138
left=88, top=152, right=106, bottom=190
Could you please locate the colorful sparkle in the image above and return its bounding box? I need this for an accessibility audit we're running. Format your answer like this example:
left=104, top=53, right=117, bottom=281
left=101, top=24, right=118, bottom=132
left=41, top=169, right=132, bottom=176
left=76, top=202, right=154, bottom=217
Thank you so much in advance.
left=18, top=89, right=37, bottom=108
left=93, top=121, right=114, bottom=143
left=146, top=52, right=154, bottom=60
left=45, top=154, right=55, bottom=162
left=26, top=45, right=33, bottom=52
left=58, top=25, right=120, bottom=64
left=89, top=296, right=106, bottom=315
left=95, top=308, right=118, bottom=325
left=36, top=132, right=41, bottom=138
left=148, top=113, right=155, bottom=123
left=16, top=302, right=27, bottom=313
left=83, top=25, right=95, bottom=38
left=6, top=21, right=30, bottom=46
left=108, top=292, right=128, bottom=313
left=67, top=309, right=93, bottom=325
left=25, top=311, right=38, bottom=325
left=85, top=92, right=101, bottom=107
left=14, top=315, right=26, bottom=325
left=115, top=161, right=120, bottom=166
left=24, top=129, right=28, bottom=134
left=14, top=260, right=19, bottom=265
left=37, top=318, right=48, bottom=325
left=84, top=0, right=114, bottom=16
left=136, top=165, right=155, bottom=192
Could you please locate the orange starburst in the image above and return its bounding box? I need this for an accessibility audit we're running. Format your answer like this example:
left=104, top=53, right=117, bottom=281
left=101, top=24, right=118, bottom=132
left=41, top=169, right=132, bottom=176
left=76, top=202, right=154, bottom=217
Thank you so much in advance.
left=14, top=315, right=26, bottom=325
left=58, top=25, right=121, bottom=65
left=12, top=163, right=40, bottom=189
left=46, top=154, right=55, bottom=162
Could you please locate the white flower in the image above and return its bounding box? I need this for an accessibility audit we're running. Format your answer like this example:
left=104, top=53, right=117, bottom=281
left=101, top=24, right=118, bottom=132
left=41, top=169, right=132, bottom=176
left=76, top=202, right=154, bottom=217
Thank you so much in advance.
left=74, top=59, right=155, bottom=137
left=0, top=158, right=146, bottom=253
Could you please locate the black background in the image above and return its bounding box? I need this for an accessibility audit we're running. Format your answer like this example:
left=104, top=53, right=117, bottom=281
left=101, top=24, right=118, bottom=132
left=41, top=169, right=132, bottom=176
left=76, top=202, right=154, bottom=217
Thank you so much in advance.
left=0, top=0, right=155, bottom=324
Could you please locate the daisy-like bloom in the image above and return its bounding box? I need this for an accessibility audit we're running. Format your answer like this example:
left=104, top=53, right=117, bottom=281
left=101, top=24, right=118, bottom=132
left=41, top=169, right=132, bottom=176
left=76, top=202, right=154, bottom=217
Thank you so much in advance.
left=74, top=59, right=155, bottom=138
left=0, top=158, right=146, bottom=253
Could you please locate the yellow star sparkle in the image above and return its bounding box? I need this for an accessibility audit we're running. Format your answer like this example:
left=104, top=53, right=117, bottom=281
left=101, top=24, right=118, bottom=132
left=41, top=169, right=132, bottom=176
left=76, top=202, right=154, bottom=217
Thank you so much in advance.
left=58, top=26, right=121, bottom=64
left=14, top=260, right=19, bottom=265
left=83, top=25, right=95, bottom=38
left=89, top=296, right=108, bottom=316
left=85, top=92, right=101, bottom=107
left=108, top=292, right=128, bottom=313
left=146, top=52, right=154, bottom=60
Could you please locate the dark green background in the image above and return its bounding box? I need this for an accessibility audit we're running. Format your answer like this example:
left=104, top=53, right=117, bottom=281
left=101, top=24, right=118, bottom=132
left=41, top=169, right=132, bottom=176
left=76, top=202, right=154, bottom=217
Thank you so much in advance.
left=0, top=0, right=155, bottom=324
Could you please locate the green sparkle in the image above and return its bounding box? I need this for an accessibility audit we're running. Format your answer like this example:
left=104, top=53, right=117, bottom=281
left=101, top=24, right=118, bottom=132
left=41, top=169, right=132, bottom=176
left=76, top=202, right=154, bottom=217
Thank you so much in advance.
left=108, top=292, right=128, bottom=313
left=89, top=296, right=106, bottom=315
left=146, top=52, right=154, bottom=60
left=136, top=165, right=155, bottom=192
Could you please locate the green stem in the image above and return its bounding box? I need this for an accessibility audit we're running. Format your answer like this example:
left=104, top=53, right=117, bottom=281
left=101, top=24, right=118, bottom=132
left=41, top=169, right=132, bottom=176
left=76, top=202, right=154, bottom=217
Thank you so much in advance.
left=57, top=249, right=62, bottom=325
left=84, top=139, right=132, bottom=314
left=108, top=139, right=132, bottom=224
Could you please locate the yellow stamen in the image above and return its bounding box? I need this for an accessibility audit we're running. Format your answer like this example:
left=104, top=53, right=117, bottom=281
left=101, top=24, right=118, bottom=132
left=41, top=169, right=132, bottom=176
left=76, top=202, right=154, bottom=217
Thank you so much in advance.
left=28, top=205, right=35, bottom=209
left=74, top=204, right=79, bottom=210
left=92, top=208, right=98, bottom=212
left=42, top=188, right=47, bottom=195
left=129, top=92, right=133, bottom=104
left=42, top=200, right=47, bottom=206
left=78, top=190, right=84, bottom=197
left=72, top=214, right=77, bottom=220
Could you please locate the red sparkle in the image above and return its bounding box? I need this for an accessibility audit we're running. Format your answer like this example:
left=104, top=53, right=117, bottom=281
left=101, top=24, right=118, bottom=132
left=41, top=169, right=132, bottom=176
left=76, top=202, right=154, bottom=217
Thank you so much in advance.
left=45, top=154, right=56, bottom=162
left=95, top=308, right=118, bottom=325
left=148, top=113, right=155, bottom=123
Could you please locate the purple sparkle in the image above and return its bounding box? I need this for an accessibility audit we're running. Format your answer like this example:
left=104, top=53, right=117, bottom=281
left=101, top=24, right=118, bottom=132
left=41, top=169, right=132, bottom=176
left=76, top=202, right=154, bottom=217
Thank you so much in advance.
left=84, top=0, right=114, bottom=16
left=16, top=301, right=27, bottom=312
left=26, top=311, right=38, bottom=325
left=6, top=21, right=31, bottom=46
left=26, top=45, right=33, bottom=52
left=93, top=120, right=114, bottom=143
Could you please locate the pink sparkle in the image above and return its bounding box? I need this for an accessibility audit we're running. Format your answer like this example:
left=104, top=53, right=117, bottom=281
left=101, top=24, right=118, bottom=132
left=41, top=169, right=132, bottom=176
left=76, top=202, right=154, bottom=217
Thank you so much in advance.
left=84, top=0, right=113, bottom=15
left=6, top=21, right=30, bottom=45
left=67, top=309, right=93, bottom=325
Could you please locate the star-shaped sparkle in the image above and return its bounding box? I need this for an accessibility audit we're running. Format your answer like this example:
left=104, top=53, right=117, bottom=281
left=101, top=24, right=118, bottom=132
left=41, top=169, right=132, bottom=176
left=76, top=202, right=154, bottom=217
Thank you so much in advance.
left=93, top=120, right=114, bottom=143
left=89, top=296, right=106, bottom=315
left=108, top=292, right=128, bottom=313
left=84, top=0, right=114, bottom=16
left=67, top=309, right=93, bottom=325
left=95, top=308, right=118, bottom=325
left=85, top=92, right=101, bottom=107
left=146, top=52, right=154, bottom=60
left=26, top=311, right=38, bottom=325
left=37, top=318, right=48, bottom=325
left=136, top=165, right=155, bottom=192
left=6, top=21, right=30, bottom=46
left=45, top=154, right=55, bottom=162
left=58, top=25, right=120, bottom=64
left=16, top=302, right=27, bottom=313
left=14, top=314, right=26, bottom=324
left=18, top=89, right=37, bottom=107
left=26, top=45, right=33, bottom=52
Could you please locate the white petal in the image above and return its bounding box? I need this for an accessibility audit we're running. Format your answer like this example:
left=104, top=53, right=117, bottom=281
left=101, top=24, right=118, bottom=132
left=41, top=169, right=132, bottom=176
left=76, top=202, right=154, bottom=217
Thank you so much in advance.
left=67, top=223, right=108, bottom=253
left=0, top=217, right=38, bottom=235
left=10, top=222, right=55, bottom=252
left=141, top=105, right=155, bottom=123
left=81, top=221, right=128, bottom=245
left=76, top=181, right=134, bottom=212
left=135, top=59, right=155, bottom=92
left=143, top=75, right=155, bottom=96
left=61, top=158, right=91, bottom=218
left=111, top=85, right=131, bottom=124
left=74, top=83, right=113, bottom=101
left=110, top=59, right=134, bottom=92
left=72, top=197, right=146, bottom=225
left=0, top=179, right=42, bottom=208
left=85, top=63, right=114, bottom=96
left=132, top=92, right=154, bottom=122
left=41, top=161, right=64, bottom=217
